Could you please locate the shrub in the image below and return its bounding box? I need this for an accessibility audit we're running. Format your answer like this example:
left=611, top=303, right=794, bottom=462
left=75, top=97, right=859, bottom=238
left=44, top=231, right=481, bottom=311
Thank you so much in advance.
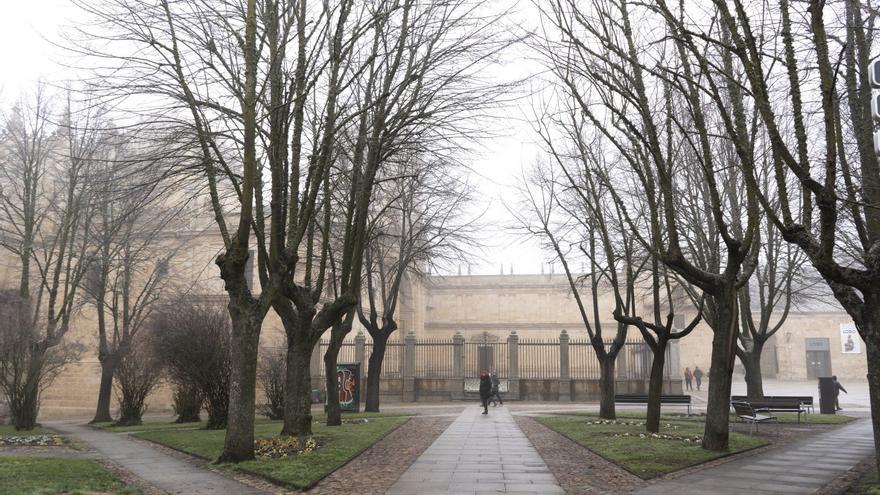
left=257, top=347, right=285, bottom=420
left=152, top=302, right=231, bottom=429
left=171, top=382, right=202, bottom=423
left=113, top=335, right=162, bottom=427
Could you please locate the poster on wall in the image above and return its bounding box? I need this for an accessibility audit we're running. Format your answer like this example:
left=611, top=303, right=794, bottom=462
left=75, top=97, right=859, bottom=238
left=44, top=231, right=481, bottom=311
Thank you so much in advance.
left=840, top=323, right=861, bottom=354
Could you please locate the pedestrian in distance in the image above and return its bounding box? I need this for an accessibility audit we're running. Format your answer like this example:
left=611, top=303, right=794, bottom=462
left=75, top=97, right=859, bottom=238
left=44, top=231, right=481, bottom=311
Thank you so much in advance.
left=832, top=375, right=848, bottom=411
left=684, top=367, right=694, bottom=391
left=488, top=370, right=504, bottom=406
left=479, top=369, right=492, bottom=414
left=693, top=366, right=703, bottom=391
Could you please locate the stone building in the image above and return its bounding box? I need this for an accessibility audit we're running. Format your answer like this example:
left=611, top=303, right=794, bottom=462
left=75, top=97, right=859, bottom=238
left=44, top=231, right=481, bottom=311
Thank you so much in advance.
left=0, top=221, right=867, bottom=418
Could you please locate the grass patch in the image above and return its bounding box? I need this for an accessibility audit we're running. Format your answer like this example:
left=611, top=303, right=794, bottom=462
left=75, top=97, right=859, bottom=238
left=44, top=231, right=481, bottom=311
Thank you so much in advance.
left=771, top=412, right=854, bottom=424
left=96, top=412, right=411, bottom=433
left=133, top=413, right=410, bottom=489
left=0, top=425, right=56, bottom=436
left=857, top=469, right=880, bottom=495
left=559, top=410, right=853, bottom=425
left=535, top=414, right=768, bottom=479
left=0, top=456, right=139, bottom=494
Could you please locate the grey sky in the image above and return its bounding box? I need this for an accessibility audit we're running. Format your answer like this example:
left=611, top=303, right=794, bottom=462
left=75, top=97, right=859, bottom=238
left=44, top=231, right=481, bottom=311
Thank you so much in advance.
left=0, top=0, right=549, bottom=275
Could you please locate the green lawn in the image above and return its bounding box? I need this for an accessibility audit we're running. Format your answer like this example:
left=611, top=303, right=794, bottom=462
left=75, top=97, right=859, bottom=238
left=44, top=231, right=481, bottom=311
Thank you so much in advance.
left=0, top=456, right=139, bottom=495
left=559, top=410, right=853, bottom=425
left=133, top=414, right=410, bottom=489
left=535, top=414, right=768, bottom=478
left=858, top=469, right=880, bottom=494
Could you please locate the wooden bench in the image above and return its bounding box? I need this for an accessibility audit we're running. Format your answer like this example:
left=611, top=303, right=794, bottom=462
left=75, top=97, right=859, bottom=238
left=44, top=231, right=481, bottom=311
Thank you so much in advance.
left=731, top=396, right=809, bottom=422
left=614, top=394, right=692, bottom=415
left=731, top=400, right=778, bottom=435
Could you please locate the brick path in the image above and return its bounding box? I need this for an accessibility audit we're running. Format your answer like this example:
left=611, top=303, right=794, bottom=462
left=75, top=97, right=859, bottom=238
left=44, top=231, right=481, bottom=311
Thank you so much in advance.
left=50, top=422, right=267, bottom=495
left=634, top=419, right=875, bottom=495
left=386, top=406, right=564, bottom=495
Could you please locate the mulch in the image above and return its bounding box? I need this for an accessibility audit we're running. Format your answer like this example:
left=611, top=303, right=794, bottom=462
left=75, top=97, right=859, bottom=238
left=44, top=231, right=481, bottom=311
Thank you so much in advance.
left=816, top=456, right=876, bottom=495
left=515, top=415, right=645, bottom=494
left=307, top=415, right=454, bottom=494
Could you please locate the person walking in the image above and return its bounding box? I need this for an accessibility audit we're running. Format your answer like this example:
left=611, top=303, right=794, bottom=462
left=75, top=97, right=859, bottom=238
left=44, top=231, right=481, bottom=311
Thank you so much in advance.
left=684, top=367, right=694, bottom=391
left=488, top=371, right=504, bottom=406
left=832, top=375, right=848, bottom=411
left=693, top=366, right=704, bottom=391
left=479, top=369, right=492, bottom=414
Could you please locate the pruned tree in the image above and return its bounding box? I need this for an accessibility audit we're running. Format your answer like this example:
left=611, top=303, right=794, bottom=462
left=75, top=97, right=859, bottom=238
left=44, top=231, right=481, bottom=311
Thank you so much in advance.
left=512, top=161, right=630, bottom=420
left=663, top=0, right=880, bottom=465
left=0, top=90, right=97, bottom=430
left=358, top=155, right=475, bottom=413
left=534, top=0, right=762, bottom=450
left=83, top=145, right=181, bottom=424
left=73, top=0, right=510, bottom=456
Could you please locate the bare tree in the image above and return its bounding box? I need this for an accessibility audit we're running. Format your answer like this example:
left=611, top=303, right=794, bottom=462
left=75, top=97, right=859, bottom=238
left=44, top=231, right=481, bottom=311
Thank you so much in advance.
left=512, top=162, right=630, bottom=420
left=535, top=0, right=762, bottom=451
left=83, top=145, right=181, bottom=424
left=72, top=0, right=510, bottom=457
left=650, top=0, right=880, bottom=465
left=0, top=90, right=97, bottom=430
left=358, top=155, right=475, bottom=413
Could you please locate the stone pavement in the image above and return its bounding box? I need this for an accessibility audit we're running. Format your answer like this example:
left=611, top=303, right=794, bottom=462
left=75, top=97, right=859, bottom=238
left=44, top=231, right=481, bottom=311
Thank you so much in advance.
left=386, top=405, right=564, bottom=495
left=634, top=419, right=875, bottom=495
left=50, top=422, right=267, bottom=495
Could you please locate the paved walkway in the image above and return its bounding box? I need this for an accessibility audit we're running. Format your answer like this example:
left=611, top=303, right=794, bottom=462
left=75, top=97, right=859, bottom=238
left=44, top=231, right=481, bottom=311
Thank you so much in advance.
left=634, top=419, right=875, bottom=495
left=386, top=406, right=564, bottom=495
left=50, top=422, right=266, bottom=495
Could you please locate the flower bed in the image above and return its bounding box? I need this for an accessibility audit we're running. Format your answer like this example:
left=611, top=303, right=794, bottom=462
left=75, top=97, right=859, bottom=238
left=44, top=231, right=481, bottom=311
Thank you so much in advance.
left=0, top=435, right=65, bottom=447
left=254, top=436, right=320, bottom=459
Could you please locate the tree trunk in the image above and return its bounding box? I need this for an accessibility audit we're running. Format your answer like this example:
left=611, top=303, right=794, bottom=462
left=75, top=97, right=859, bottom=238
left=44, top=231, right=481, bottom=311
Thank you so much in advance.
left=742, top=342, right=764, bottom=400
left=598, top=357, right=616, bottom=420
left=864, top=297, right=880, bottom=475
left=324, top=334, right=343, bottom=427
left=12, top=352, right=44, bottom=431
left=702, top=290, right=738, bottom=451
left=217, top=305, right=262, bottom=463
left=646, top=340, right=667, bottom=433
left=90, top=358, right=117, bottom=424
left=365, top=334, right=387, bottom=413
left=282, top=329, right=314, bottom=436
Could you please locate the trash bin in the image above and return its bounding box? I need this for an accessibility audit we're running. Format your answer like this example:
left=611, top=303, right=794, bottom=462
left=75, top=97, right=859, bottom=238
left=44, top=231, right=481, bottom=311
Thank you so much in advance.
left=818, top=377, right=836, bottom=414
left=311, top=388, right=320, bottom=404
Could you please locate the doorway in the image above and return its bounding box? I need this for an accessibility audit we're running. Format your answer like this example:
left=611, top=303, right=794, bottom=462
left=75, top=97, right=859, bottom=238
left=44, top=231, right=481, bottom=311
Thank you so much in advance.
left=805, top=337, right=832, bottom=379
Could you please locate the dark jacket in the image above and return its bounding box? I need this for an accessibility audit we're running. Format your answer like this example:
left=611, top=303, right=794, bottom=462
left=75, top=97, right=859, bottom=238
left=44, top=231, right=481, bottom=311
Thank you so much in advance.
left=479, top=375, right=492, bottom=398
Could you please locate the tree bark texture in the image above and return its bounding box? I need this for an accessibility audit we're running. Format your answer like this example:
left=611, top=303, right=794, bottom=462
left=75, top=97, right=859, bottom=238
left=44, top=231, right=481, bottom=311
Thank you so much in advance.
left=646, top=340, right=667, bottom=433
left=218, top=306, right=261, bottom=463
left=702, top=292, right=738, bottom=451
left=282, top=330, right=314, bottom=436
left=364, top=335, right=388, bottom=413
left=741, top=342, right=765, bottom=399
left=598, top=358, right=616, bottom=420
left=90, top=359, right=117, bottom=424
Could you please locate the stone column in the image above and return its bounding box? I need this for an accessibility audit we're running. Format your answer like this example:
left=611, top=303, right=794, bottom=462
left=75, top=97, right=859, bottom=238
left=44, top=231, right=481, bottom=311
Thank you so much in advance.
left=507, top=331, right=520, bottom=400
left=559, top=330, right=571, bottom=401
left=668, top=339, right=683, bottom=394
left=355, top=331, right=366, bottom=398
left=452, top=331, right=465, bottom=400
left=403, top=330, right=416, bottom=402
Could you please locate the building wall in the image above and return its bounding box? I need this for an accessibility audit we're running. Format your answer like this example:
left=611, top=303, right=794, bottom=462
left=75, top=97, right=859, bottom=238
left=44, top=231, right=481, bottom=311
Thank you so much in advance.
left=23, top=259, right=871, bottom=418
